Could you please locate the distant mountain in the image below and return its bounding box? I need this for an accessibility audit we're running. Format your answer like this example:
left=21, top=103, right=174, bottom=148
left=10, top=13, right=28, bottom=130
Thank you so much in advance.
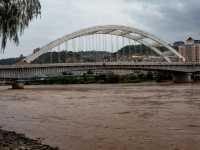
left=32, top=51, right=111, bottom=64
left=0, top=44, right=169, bottom=65
left=115, top=45, right=157, bottom=56
left=0, top=55, right=25, bottom=65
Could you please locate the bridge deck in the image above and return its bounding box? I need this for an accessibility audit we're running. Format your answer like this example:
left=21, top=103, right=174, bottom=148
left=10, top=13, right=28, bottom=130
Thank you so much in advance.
left=0, top=62, right=199, bottom=69
left=0, top=62, right=200, bottom=80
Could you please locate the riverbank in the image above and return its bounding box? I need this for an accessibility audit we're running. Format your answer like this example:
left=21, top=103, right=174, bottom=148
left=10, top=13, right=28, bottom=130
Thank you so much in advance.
left=28, top=72, right=167, bottom=85
left=0, top=128, right=58, bottom=150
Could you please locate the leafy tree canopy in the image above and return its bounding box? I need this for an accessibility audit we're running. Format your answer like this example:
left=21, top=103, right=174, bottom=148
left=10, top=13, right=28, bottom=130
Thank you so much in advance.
left=0, top=0, right=41, bottom=50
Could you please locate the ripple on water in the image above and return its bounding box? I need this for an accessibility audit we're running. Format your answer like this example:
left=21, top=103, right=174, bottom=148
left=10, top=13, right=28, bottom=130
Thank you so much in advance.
left=0, top=84, right=200, bottom=150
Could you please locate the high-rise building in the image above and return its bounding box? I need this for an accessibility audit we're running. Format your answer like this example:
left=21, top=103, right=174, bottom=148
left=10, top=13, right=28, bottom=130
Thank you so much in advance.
left=177, top=37, right=200, bottom=62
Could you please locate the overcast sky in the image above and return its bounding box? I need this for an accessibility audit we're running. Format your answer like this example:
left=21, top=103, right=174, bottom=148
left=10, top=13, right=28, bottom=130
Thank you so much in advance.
left=1, top=0, right=200, bottom=59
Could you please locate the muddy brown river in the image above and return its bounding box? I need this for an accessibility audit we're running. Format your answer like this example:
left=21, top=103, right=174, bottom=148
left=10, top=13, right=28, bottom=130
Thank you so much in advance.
left=0, top=83, right=200, bottom=150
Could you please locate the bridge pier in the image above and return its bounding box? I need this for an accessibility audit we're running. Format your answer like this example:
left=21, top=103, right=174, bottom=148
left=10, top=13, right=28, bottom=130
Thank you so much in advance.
left=172, top=72, right=193, bottom=83
left=11, top=82, right=24, bottom=89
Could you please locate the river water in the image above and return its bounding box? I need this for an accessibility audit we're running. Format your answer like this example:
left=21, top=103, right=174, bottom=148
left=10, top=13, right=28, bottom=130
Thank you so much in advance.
left=0, top=83, right=200, bottom=150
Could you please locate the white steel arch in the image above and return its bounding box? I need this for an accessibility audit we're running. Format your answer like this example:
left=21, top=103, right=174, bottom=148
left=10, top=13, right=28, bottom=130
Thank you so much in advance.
left=24, top=25, right=185, bottom=63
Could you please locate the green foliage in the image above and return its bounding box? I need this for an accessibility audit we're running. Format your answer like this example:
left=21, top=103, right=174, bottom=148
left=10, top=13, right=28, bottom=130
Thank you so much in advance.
left=95, top=74, right=106, bottom=81
left=120, top=74, right=137, bottom=83
left=137, top=73, right=145, bottom=80
left=46, top=76, right=78, bottom=84
left=117, top=45, right=157, bottom=56
left=0, top=0, right=41, bottom=50
left=87, top=70, right=94, bottom=75
left=146, top=72, right=154, bottom=80
left=42, top=72, right=157, bottom=85
left=33, top=51, right=110, bottom=64
left=154, top=72, right=172, bottom=82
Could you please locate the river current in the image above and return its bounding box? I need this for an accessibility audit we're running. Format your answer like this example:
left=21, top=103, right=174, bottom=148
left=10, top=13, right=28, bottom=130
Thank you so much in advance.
left=0, top=83, right=200, bottom=150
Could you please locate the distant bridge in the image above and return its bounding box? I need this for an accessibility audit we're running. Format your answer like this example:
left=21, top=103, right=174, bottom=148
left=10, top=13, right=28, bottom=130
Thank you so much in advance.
left=1, top=25, right=195, bottom=88
left=23, top=25, right=185, bottom=63
left=0, top=62, right=199, bottom=83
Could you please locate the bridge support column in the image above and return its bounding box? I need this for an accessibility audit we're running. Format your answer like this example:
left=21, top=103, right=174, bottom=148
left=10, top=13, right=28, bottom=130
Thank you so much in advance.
left=172, top=72, right=193, bottom=83
left=12, top=82, right=24, bottom=89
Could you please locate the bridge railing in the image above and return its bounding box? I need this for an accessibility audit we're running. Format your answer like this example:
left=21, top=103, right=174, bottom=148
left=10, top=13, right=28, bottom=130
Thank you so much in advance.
left=0, top=62, right=200, bottom=80
left=0, top=62, right=199, bottom=69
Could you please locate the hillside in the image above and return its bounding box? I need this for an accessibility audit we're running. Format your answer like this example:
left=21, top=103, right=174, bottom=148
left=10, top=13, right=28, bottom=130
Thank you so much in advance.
left=0, top=44, right=164, bottom=65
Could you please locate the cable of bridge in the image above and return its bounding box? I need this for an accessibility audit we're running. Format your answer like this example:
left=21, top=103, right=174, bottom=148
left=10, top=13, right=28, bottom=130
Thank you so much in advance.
left=111, top=34, right=114, bottom=62
left=93, top=34, right=96, bottom=62
left=50, top=48, right=53, bottom=63
left=105, top=34, right=108, bottom=62
left=133, top=39, right=136, bottom=62
left=116, top=36, right=118, bottom=61
left=122, top=37, right=125, bottom=62
left=129, top=38, right=131, bottom=62
left=57, top=45, right=61, bottom=63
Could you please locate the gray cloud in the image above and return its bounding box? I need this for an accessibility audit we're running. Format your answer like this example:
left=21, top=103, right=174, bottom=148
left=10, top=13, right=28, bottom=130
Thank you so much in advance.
left=124, top=0, right=200, bottom=41
left=1, top=0, right=200, bottom=58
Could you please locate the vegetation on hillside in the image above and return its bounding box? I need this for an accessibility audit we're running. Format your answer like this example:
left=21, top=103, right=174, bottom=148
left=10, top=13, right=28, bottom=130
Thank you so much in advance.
left=116, top=45, right=156, bottom=56
left=0, top=44, right=168, bottom=65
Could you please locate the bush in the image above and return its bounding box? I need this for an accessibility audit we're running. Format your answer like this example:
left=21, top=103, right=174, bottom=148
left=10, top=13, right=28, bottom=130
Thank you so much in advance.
left=137, top=73, right=145, bottom=80
left=105, top=74, right=120, bottom=83
left=39, top=71, right=156, bottom=85
left=146, top=72, right=154, bottom=80
left=95, top=74, right=106, bottom=82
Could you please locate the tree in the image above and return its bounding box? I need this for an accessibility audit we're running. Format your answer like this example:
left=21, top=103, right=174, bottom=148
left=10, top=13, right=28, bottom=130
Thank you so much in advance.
left=0, top=0, right=41, bottom=50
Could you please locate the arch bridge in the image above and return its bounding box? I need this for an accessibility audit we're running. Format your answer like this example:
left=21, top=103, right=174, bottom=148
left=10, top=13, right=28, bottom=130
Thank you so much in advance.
left=2, top=25, right=199, bottom=86
left=23, top=25, right=185, bottom=63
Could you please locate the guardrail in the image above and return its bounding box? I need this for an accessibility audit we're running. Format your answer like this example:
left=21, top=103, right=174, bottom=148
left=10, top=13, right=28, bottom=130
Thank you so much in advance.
left=1, top=62, right=200, bottom=69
